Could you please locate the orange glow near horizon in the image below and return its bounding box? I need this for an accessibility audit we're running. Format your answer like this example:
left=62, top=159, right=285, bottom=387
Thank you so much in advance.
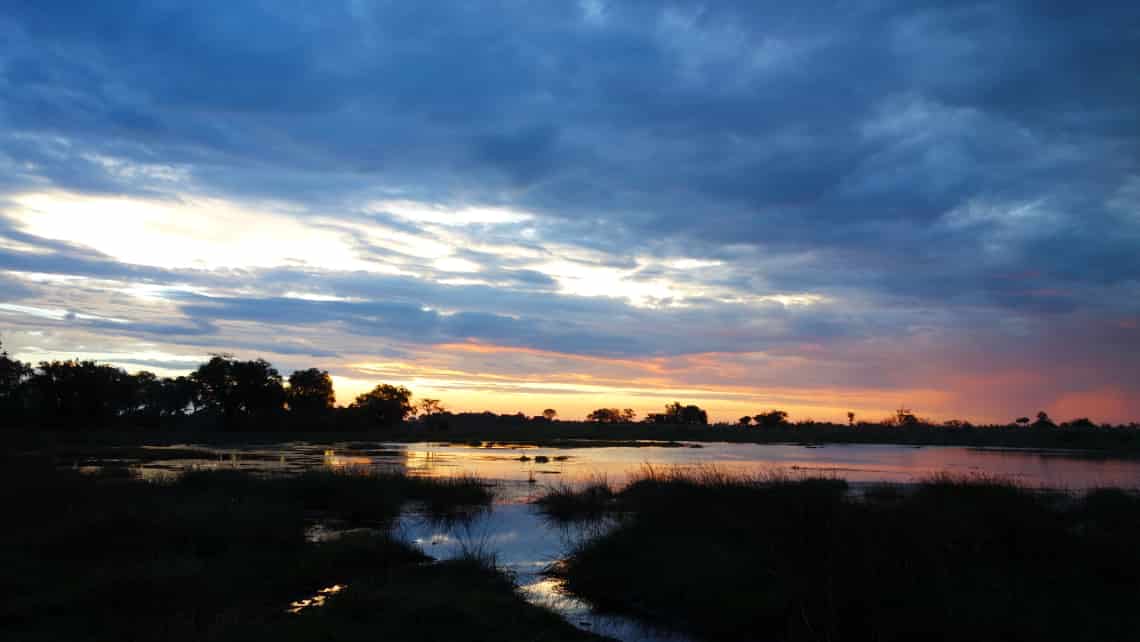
left=328, top=341, right=966, bottom=424
left=8, top=336, right=1133, bottom=426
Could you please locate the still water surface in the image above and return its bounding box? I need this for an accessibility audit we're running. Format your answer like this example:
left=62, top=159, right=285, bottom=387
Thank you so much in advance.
left=132, top=440, right=1140, bottom=491
left=116, top=441, right=1140, bottom=641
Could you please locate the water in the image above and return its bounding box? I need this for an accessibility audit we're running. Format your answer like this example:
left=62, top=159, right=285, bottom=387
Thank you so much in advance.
left=394, top=502, right=691, bottom=641
left=78, top=440, right=1140, bottom=641
left=129, top=440, right=1140, bottom=491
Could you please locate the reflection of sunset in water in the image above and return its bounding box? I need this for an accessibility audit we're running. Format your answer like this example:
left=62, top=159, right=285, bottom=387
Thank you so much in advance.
left=116, top=441, right=1140, bottom=492
left=385, top=442, right=1140, bottom=491
left=286, top=584, right=346, bottom=614
left=322, top=449, right=375, bottom=469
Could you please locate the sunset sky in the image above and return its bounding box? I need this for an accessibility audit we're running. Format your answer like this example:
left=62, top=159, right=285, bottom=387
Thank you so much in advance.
left=1, top=2, right=1138, bottom=423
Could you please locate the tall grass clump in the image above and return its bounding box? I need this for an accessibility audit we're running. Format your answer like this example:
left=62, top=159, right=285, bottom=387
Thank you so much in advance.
left=549, top=468, right=1140, bottom=642
left=535, top=476, right=617, bottom=521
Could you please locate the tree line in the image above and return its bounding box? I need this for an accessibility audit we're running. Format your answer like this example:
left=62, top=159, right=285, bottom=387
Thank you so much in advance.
left=0, top=343, right=414, bottom=431
left=1, top=342, right=1133, bottom=432
left=586, top=402, right=709, bottom=425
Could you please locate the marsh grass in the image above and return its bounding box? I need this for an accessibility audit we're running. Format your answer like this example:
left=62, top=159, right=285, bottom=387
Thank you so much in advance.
left=270, top=554, right=600, bottom=642
left=535, top=476, right=618, bottom=521
left=543, top=468, right=1140, bottom=641
left=0, top=456, right=598, bottom=642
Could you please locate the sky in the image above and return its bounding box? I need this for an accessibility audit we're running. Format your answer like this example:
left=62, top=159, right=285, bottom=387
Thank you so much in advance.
left=1, top=1, right=1138, bottom=423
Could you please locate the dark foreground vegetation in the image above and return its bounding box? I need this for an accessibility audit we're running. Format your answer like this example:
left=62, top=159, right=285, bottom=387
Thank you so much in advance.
left=540, top=469, right=1140, bottom=642
left=0, top=458, right=602, bottom=642
left=3, top=342, right=1139, bottom=453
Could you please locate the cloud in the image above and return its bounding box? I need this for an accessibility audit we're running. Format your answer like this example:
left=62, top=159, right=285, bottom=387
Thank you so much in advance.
left=0, top=1, right=1137, bottom=421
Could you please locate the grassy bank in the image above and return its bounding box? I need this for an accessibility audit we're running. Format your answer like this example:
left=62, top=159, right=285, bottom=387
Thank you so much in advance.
left=540, top=468, right=1140, bottom=641
left=0, top=457, right=603, bottom=642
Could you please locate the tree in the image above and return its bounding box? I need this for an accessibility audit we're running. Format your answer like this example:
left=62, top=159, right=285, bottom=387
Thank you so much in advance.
left=153, top=376, right=197, bottom=418
left=22, top=360, right=137, bottom=428
left=621, top=408, right=637, bottom=423
left=847, top=411, right=855, bottom=427
left=286, top=368, right=335, bottom=416
left=417, top=398, right=445, bottom=417
left=663, top=401, right=708, bottom=425
left=0, top=341, right=31, bottom=420
left=754, top=409, right=789, bottom=428
left=587, top=408, right=624, bottom=423
left=190, top=356, right=284, bottom=428
left=645, top=402, right=707, bottom=425
left=1015, top=416, right=1030, bottom=426
left=230, top=359, right=285, bottom=418
left=190, top=355, right=234, bottom=418
left=1032, top=411, right=1055, bottom=429
left=542, top=408, right=557, bottom=421
left=894, top=407, right=919, bottom=427
left=351, top=384, right=413, bottom=428
left=738, top=416, right=753, bottom=427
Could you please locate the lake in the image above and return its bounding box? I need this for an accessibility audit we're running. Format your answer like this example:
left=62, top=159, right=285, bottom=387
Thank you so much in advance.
left=89, top=440, right=1140, bottom=641
left=126, top=440, right=1140, bottom=492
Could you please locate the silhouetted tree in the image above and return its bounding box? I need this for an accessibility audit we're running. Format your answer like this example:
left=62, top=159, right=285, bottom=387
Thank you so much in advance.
left=738, top=416, right=753, bottom=427
left=0, top=341, right=31, bottom=423
left=542, top=408, right=557, bottom=421
left=894, top=407, right=919, bottom=426
left=754, top=410, right=789, bottom=428
left=190, top=356, right=284, bottom=428
left=154, top=376, right=197, bottom=418
left=587, top=408, right=624, bottom=423
left=350, top=384, right=413, bottom=428
left=286, top=368, right=335, bottom=416
left=847, top=411, right=855, bottom=426
left=621, top=408, right=637, bottom=422
left=1015, top=416, right=1031, bottom=426
left=417, top=398, right=445, bottom=417
left=125, top=371, right=161, bottom=424
left=1032, top=411, right=1055, bottom=429
left=230, top=359, right=285, bottom=418
left=23, top=360, right=137, bottom=428
left=190, top=356, right=233, bottom=419
left=664, top=401, right=708, bottom=425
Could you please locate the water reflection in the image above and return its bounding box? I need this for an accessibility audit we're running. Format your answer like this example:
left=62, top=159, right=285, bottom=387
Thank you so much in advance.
left=287, top=584, right=346, bottom=614
left=395, top=500, right=694, bottom=642
left=74, top=440, right=1140, bottom=491
left=394, top=441, right=1140, bottom=491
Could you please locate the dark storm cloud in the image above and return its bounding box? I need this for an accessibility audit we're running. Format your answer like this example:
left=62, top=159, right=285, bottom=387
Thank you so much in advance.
left=175, top=293, right=655, bottom=357
left=82, top=317, right=218, bottom=338
left=0, top=0, right=1137, bottom=349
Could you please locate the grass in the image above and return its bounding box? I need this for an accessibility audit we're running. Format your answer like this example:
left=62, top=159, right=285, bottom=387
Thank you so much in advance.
left=535, top=478, right=618, bottom=521
left=0, top=456, right=603, bottom=642
left=540, top=467, right=1140, bottom=642
left=263, top=554, right=602, bottom=642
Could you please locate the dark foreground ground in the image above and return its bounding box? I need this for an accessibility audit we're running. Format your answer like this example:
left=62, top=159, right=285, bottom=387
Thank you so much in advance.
left=1, top=457, right=604, bottom=642
left=539, top=470, right=1140, bottom=642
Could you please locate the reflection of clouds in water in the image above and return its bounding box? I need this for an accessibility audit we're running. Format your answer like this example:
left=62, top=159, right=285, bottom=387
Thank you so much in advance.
left=396, top=502, right=576, bottom=567
left=95, top=441, right=1140, bottom=490
left=395, top=500, right=693, bottom=642
left=391, top=442, right=1140, bottom=491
